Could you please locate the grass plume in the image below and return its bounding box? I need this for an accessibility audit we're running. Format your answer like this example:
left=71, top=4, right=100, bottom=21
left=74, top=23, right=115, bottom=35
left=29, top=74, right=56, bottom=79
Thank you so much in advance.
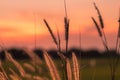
left=66, top=58, right=72, bottom=80
left=92, top=3, right=120, bottom=80
left=0, top=72, right=8, bottom=80
left=24, top=49, right=42, bottom=64
left=43, top=19, right=58, bottom=46
left=72, top=52, right=80, bottom=80
left=0, top=61, right=9, bottom=80
left=64, top=17, right=69, bottom=54
left=9, top=68, right=21, bottom=80
left=23, top=63, right=35, bottom=72
left=5, top=51, right=26, bottom=77
left=91, top=17, right=102, bottom=37
left=93, top=2, right=104, bottom=29
left=43, top=51, right=61, bottom=80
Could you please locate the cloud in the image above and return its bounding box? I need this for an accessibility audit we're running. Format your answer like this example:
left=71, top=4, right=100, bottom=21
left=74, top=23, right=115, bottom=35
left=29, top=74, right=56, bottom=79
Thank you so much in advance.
left=0, top=27, right=18, bottom=33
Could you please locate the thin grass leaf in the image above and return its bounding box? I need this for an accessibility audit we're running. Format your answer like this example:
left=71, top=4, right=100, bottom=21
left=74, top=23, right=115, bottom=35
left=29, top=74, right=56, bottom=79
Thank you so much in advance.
left=91, top=17, right=102, bottom=37
left=93, top=2, right=104, bottom=29
left=43, top=19, right=58, bottom=45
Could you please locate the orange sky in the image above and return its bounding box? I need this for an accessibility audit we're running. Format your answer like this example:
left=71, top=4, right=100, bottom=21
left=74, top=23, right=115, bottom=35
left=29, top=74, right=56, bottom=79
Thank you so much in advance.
left=0, top=0, right=119, bottom=50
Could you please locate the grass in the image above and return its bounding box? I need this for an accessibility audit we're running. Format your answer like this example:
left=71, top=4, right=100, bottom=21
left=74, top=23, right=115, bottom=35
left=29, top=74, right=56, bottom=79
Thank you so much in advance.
left=0, top=1, right=119, bottom=80
left=1, top=58, right=120, bottom=80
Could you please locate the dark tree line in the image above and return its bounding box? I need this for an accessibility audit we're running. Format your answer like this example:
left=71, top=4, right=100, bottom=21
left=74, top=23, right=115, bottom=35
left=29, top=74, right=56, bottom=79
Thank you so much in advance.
left=0, top=48, right=119, bottom=60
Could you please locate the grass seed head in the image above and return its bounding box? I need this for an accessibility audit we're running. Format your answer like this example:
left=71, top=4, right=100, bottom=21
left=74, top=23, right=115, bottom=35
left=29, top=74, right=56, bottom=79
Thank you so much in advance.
left=91, top=17, right=102, bottom=37
left=93, top=2, right=104, bottom=29
left=43, top=19, right=58, bottom=45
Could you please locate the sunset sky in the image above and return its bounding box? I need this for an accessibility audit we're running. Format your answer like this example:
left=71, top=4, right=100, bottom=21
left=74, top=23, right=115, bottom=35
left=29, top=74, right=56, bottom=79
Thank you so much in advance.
left=0, top=0, right=119, bottom=50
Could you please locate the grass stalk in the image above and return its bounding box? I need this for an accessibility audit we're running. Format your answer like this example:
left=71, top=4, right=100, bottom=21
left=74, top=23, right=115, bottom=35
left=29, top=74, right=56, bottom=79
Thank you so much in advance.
left=63, top=0, right=69, bottom=54
left=64, top=0, right=68, bottom=18
left=111, top=8, right=120, bottom=80
left=55, top=25, right=61, bottom=53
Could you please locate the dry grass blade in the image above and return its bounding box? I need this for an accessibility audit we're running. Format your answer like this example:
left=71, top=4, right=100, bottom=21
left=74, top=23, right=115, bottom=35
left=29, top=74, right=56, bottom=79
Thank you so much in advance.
left=43, top=19, right=58, bottom=45
left=33, top=76, right=44, bottom=80
left=72, top=52, right=80, bottom=80
left=43, top=51, right=61, bottom=80
left=9, top=68, right=21, bottom=80
left=0, top=61, right=9, bottom=80
left=93, top=2, right=104, bottom=29
left=23, top=63, right=35, bottom=72
left=0, top=72, right=7, bottom=80
left=5, top=51, right=26, bottom=77
left=91, top=17, right=102, bottom=37
left=57, top=52, right=65, bottom=60
left=24, top=49, right=42, bottom=64
left=9, top=74, right=20, bottom=80
left=66, top=58, right=72, bottom=80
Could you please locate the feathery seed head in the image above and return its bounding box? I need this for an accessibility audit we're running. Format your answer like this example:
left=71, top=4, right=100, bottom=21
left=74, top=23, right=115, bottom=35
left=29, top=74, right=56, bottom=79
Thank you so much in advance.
left=43, top=19, right=58, bottom=45
left=91, top=17, right=102, bottom=37
left=93, top=2, right=104, bottom=29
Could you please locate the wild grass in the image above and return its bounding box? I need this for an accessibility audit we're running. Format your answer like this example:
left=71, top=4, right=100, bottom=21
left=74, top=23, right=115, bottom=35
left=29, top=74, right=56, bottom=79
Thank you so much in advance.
left=9, top=68, right=21, bottom=80
left=43, top=51, right=61, bottom=80
left=0, top=54, right=120, bottom=80
left=0, top=61, right=9, bottom=80
left=92, top=2, right=120, bottom=80
left=72, top=52, right=80, bottom=80
left=23, top=63, right=35, bottom=72
left=66, top=58, right=72, bottom=80
left=5, top=51, right=26, bottom=77
left=0, top=1, right=119, bottom=80
left=43, top=0, right=72, bottom=79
